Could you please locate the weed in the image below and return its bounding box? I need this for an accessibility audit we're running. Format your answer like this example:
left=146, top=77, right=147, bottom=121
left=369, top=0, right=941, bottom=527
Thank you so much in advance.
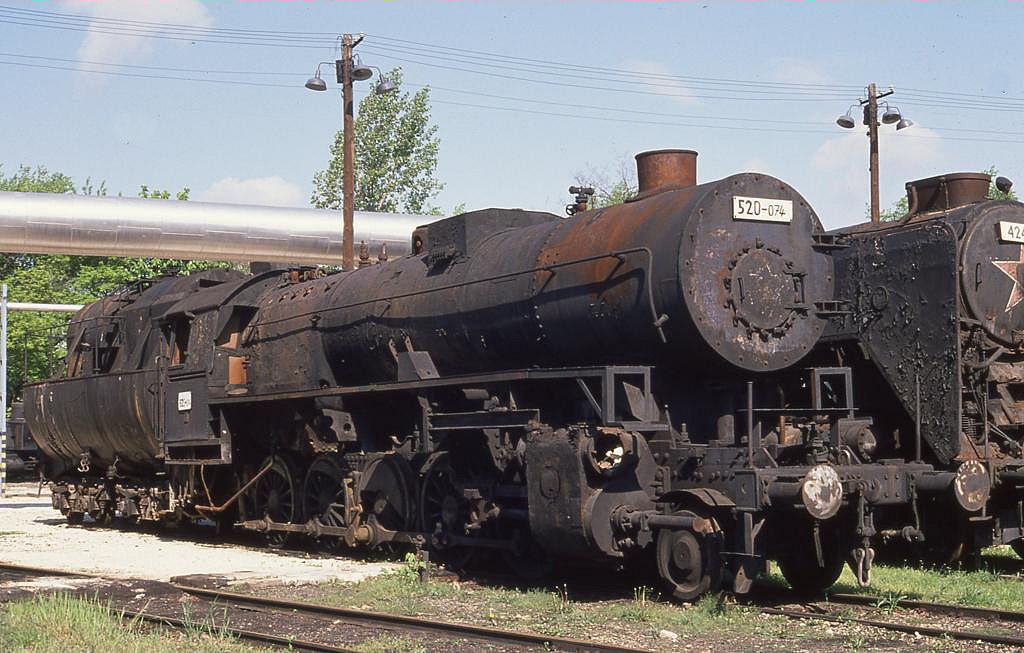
left=352, top=634, right=427, bottom=653
left=846, top=633, right=867, bottom=650
left=618, top=586, right=655, bottom=623
left=874, top=591, right=908, bottom=613
left=0, top=593, right=263, bottom=652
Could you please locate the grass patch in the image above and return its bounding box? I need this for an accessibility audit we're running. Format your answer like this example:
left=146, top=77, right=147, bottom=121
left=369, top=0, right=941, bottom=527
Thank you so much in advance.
left=0, top=593, right=267, bottom=652
left=759, top=546, right=1024, bottom=611
left=240, top=555, right=831, bottom=649
left=352, top=634, right=428, bottom=653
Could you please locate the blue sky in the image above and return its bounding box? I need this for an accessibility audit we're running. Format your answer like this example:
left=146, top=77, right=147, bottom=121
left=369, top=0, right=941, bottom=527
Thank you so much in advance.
left=1, top=0, right=1021, bottom=229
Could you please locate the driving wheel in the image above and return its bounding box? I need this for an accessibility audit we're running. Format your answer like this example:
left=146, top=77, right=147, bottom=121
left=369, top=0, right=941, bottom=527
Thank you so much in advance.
left=250, top=455, right=303, bottom=548
left=655, top=511, right=723, bottom=601
left=419, top=452, right=475, bottom=568
left=303, top=454, right=354, bottom=551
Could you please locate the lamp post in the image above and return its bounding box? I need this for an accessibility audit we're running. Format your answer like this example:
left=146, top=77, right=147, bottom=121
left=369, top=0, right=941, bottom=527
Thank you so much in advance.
left=836, top=84, right=913, bottom=223
left=305, top=34, right=395, bottom=270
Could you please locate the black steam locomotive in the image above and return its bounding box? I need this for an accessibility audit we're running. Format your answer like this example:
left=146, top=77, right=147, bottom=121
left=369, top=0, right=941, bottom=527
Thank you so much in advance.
left=23, top=150, right=993, bottom=600
left=822, top=172, right=1024, bottom=564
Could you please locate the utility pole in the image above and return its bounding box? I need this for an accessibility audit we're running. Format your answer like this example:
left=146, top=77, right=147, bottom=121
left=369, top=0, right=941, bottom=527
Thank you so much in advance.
left=865, top=83, right=892, bottom=223
left=1, top=284, right=7, bottom=497
left=836, top=85, right=911, bottom=224
left=305, top=34, right=393, bottom=269
left=339, top=33, right=362, bottom=271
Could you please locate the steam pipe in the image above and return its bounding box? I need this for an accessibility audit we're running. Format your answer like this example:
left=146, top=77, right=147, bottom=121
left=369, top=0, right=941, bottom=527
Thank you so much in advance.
left=0, top=192, right=434, bottom=265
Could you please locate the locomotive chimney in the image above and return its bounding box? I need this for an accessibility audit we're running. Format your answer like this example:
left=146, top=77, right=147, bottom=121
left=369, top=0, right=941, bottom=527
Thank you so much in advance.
left=635, top=149, right=698, bottom=197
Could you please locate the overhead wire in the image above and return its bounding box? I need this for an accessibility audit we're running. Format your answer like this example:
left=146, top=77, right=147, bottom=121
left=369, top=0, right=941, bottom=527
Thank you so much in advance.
left=3, top=4, right=1022, bottom=107
left=0, top=5, right=1020, bottom=139
left=0, top=53, right=1020, bottom=142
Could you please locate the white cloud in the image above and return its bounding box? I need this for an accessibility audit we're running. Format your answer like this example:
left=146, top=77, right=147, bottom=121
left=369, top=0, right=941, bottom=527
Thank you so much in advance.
left=809, top=126, right=946, bottom=228
left=72, top=0, right=214, bottom=67
left=198, top=177, right=306, bottom=207
left=766, top=57, right=831, bottom=87
left=623, top=58, right=696, bottom=106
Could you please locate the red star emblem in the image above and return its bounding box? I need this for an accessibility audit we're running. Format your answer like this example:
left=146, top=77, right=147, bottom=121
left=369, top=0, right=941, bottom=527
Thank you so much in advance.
left=993, top=246, right=1024, bottom=312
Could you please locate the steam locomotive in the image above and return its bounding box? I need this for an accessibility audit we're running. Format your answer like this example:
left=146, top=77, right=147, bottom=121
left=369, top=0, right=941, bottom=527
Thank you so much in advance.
left=821, top=171, right=1024, bottom=564
left=23, top=150, right=994, bottom=600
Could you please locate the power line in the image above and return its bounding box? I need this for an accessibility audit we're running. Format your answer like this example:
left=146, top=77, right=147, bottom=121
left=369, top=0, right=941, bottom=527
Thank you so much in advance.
left=0, top=51, right=304, bottom=77
left=0, top=58, right=297, bottom=89
left=362, top=47, right=1024, bottom=113
left=361, top=43, right=854, bottom=99
left=0, top=53, right=1020, bottom=140
left=4, top=3, right=1022, bottom=106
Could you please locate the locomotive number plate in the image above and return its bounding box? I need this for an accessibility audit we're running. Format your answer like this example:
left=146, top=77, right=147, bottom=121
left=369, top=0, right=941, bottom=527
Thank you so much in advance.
left=999, top=221, right=1024, bottom=243
left=177, top=391, right=192, bottom=412
left=732, top=196, right=793, bottom=223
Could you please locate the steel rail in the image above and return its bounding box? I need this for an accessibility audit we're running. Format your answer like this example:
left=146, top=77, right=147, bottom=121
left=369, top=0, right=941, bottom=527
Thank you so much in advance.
left=118, top=609, right=361, bottom=653
left=173, top=584, right=652, bottom=653
left=0, top=561, right=104, bottom=578
left=827, top=591, right=1024, bottom=623
left=762, top=606, right=1024, bottom=647
left=0, top=563, right=356, bottom=651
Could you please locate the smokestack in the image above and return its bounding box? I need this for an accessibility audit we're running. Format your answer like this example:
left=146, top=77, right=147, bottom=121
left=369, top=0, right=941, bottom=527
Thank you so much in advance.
left=635, top=149, right=698, bottom=197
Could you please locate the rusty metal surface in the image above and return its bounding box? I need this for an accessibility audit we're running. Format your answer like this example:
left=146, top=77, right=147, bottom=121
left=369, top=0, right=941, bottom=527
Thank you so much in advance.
left=633, top=149, right=697, bottom=198
left=236, top=171, right=832, bottom=386
left=907, top=172, right=992, bottom=215
left=827, top=221, right=962, bottom=464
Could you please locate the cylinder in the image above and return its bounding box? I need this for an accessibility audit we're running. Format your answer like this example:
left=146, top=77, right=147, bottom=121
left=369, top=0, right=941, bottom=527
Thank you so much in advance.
left=635, top=149, right=698, bottom=196
left=0, top=191, right=433, bottom=264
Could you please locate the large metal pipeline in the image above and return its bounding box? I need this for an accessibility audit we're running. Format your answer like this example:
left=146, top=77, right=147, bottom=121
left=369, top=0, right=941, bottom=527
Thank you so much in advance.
left=0, top=191, right=434, bottom=264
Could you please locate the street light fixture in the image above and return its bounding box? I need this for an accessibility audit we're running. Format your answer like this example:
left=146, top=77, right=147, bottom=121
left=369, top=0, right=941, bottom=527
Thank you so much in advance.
left=303, top=35, right=395, bottom=271
left=881, top=104, right=902, bottom=125
left=836, top=105, right=857, bottom=129
left=834, top=84, right=915, bottom=223
left=304, top=62, right=331, bottom=92
left=351, top=56, right=374, bottom=82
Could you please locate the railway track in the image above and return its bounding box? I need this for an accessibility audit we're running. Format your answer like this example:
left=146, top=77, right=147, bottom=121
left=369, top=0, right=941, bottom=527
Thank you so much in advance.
left=761, top=592, right=1024, bottom=648
left=0, top=562, right=651, bottom=652
left=173, top=584, right=651, bottom=653
left=7, top=561, right=1024, bottom=649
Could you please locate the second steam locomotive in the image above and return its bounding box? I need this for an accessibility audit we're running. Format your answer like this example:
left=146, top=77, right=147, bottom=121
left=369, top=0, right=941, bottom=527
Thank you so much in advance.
left=24, top=150, right=1005, bottom=599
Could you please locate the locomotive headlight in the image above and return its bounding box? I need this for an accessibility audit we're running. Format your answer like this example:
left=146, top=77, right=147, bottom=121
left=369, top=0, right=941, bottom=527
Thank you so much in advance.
left=953, top=460, right=990, bottom=512
left=801, top=464, right=842, bottom=520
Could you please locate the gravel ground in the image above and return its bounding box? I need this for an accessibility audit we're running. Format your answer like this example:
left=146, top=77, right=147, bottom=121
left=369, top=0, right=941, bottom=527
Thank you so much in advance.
left=0, top=481, right=396, bottom=585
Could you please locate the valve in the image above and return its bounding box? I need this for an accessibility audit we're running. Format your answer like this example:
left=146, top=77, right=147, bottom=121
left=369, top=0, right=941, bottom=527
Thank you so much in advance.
left=566, top=186, right=594, bottom=216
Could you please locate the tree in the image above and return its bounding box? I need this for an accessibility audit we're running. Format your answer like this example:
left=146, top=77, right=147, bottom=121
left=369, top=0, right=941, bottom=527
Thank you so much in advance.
left=878, top=166, right=1016, bottom=221
left=311, top=68, right=443, bottom=214
left=574, top=157, right=638, bottom=210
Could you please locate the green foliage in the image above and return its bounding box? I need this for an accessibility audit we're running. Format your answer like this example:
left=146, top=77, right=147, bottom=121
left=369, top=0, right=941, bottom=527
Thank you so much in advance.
left=0, top=165, right=74, bottom=195
left=574, top=158, right=638, bottom=210
left=311, top=68, right=443, bottom=214
left=0, top=166, right=227, bottom=398
left=139, top=185, right=190, bottom=201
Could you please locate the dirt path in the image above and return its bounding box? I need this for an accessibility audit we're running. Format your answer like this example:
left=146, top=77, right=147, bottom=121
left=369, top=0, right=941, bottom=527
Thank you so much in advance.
left=0, top=482, right=395, bottom=585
